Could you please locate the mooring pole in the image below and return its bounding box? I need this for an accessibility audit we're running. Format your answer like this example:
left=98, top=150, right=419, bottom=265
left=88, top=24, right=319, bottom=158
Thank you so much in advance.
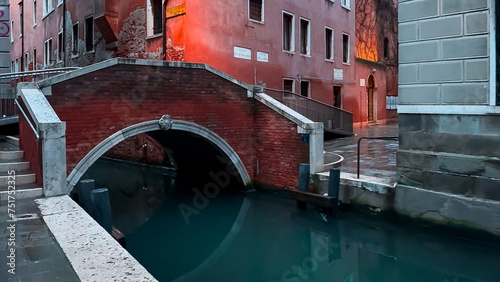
left=91, top=188, right=112, bottom=234
left=328, top=168, right=340, bottom=199
left=298, top=163, right=310, bottom=192
left=79, top=179, right=96, bottom=215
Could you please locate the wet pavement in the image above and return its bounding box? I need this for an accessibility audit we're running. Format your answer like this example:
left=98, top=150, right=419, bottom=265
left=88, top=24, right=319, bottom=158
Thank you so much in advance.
left=0, top=197, right=79, bottom=281
left=325, top=121, right=399, bottom=184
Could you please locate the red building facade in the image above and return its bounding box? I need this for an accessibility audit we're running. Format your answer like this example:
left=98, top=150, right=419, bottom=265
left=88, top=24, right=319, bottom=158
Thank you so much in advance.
left=10, top=0, right=358, bottom=111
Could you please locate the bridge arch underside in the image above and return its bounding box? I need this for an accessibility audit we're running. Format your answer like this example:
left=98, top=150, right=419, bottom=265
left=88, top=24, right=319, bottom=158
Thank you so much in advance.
left=67, top=120, right=251, bottom=195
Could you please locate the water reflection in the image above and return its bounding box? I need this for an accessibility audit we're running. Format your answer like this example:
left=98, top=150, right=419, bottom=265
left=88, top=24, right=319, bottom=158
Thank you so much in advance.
left=82, top=158, right=500, bottom=282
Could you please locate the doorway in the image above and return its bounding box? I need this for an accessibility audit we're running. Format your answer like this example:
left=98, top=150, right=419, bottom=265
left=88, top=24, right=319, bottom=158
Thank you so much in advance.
left=367, top=75, right=375, bottom=122
left=333, top=86, right=342, bottom=108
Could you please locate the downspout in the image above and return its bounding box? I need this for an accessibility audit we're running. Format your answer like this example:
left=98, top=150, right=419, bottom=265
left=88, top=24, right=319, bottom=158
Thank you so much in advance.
left=62, top=0, right=66, bottom=67
left=20, top=1, right=24, bottom=79
left=162, top=0, right=167, bottom=60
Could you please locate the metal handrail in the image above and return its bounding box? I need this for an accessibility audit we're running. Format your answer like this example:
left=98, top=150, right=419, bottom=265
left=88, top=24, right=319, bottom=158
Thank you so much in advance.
left=357, top=136, right=398, bottom=178
left=14, top=99, right=39, bottom=140
left=0, top=67, right=80, bottom=79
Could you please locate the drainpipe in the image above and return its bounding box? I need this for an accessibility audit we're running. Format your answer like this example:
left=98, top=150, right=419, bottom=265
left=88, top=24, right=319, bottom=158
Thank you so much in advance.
left=20, top=1, right=25, bottom=78
left=62, top=0, right=66, bottom=67
left=162, top=0, right=167, bottom=60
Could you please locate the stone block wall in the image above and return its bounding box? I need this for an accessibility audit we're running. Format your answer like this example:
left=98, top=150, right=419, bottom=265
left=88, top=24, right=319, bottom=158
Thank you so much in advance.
left=397, top=0, right=500, bottom=202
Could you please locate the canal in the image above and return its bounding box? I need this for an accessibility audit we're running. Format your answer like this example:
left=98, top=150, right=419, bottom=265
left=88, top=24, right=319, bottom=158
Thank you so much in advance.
left=82, top=157, right=500, bottom=282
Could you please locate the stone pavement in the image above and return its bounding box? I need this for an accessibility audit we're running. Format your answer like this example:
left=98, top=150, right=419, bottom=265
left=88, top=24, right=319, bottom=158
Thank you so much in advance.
left=325, top=121, right=399, bottom=184
left=0, top=196, right=79, bottom=281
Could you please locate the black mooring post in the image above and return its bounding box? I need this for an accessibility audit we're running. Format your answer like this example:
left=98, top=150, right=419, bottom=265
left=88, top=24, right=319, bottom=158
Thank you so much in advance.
left=79, top=179, right=96, bottom=215
left=328, top=168, right=340, bottom=199
left=91, top=188, right=112, bottom=234
left=297, top=163, right=310, bottom=210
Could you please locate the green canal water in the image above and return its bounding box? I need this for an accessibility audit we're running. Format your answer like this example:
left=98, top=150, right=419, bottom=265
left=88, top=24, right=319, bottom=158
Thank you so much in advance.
left=82, top=158, right=500, bottom=282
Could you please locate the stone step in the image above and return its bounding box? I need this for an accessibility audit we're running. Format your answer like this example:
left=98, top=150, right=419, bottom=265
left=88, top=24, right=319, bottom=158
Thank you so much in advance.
left=0, top=172, right=36, bottom=186
left=0, top=160, right=30, bottom=172
left=0, top=151, right=24, bottom=161
left=0, top=185, right=43, bottom=202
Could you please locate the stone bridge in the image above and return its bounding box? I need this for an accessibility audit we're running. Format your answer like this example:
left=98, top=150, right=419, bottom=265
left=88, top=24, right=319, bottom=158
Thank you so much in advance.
left=17, top=58, right=324, bottom=196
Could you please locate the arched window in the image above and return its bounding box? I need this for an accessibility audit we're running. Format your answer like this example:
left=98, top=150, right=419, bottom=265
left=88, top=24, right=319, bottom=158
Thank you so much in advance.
left=383, top=37, right=389, bottom=59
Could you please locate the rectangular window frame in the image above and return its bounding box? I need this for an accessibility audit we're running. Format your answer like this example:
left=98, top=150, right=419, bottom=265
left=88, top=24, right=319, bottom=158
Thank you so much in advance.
left=23, top=53, right=29, bottom=71
left=84, top=16, right=94, bottom=53
left=33, top=0, right=37, bottom=26
left=342, top=33, right=350, bottom=65
left=33, top=48, right=37, bottom=70
left=283, top=78, right=295, bottom=93
left=57, top=31, right=63, bottom=62
left=72, top=22, right=79, bottom=57
left=341, top=0, right=351, bottom=10
left=248, top=0, right=264, bottom=24
left=299, top=17, right=311, bottom=56
left=14, top=58, right=20, bottom=73
left=44, top=38, right=52, bottom=68
left=43, top=0, right=55, bottom=18
left=10, top=20, right=14, bottom=43
left=325, top=26, right=334, bottom=61
left=300, top=80, right=310, bottom=98
left=19, top=4, right=23, bottom=38
left=282, top=11, right=295, bottom=53
left=57, top=0, right=63, bottom=7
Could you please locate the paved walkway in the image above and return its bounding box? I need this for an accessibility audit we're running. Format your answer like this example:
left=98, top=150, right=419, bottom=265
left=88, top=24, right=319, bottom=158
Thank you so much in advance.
left=325, top=121, right=399, bottom=184
left=0, top=197, right=79, bottom=281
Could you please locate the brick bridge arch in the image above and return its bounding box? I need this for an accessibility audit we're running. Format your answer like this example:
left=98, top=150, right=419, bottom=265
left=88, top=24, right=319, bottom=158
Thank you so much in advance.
left=66, top=116, right=251, bottom=193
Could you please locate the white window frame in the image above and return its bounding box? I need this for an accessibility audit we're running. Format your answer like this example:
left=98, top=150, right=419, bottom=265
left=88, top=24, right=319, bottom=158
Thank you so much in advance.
left=43, top=0, right=55, bottom=18
left=84, top=15, right=94, bottom=53
left=33, top=0, right=37, bottom=26
left=44, top=38, right=52, bottom=67
left=299, top=17, right=311, bottom=56
left=23, top=53, right=29, bottom=71
left=19, top=6, right=23, bottom=38
left=14, top=58, right=20, bottom=73
left=248, top=0, right=264, bottom=24
left=10, top=20, right=14, bottom=43
left=283, top=78, right=295, bottom=93
left=57, top=0, right=63, bottom=7
left=341, top=0, right=351, bottom=10
left=342, top=33, right=350, bottom=65
left=282, top=10, right=295, bottom=53
left=325, top=26, right=334, bottom=61
left=57, top=31, right=63, bottom=62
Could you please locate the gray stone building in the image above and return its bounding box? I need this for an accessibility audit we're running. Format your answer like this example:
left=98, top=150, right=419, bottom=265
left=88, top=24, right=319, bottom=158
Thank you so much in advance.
left=397, top=0, right=500, bottom=235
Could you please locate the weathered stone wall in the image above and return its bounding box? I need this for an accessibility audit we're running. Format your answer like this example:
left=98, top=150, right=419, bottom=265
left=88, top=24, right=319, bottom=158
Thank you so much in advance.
left=396, top=0, right=500, bottom=235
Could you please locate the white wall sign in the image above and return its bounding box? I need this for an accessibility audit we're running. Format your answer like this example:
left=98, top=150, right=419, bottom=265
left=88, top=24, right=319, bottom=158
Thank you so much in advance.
left=257, top=51, right=269, bottom=62
left=360, top=79, right=366, bottom=87
left=334, top=68, right=343, bottom=81
left=234, top=46, right=251, bottom=60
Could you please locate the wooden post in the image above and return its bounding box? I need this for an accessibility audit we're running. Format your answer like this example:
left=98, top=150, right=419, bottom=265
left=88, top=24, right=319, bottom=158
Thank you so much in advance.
left=91, top=188, right=112, bottom=234
left=79, top=179, right=95, bottom=215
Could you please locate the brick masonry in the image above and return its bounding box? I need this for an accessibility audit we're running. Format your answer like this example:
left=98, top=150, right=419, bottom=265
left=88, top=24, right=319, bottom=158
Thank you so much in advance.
left=46, top=64, right=308, bottom=190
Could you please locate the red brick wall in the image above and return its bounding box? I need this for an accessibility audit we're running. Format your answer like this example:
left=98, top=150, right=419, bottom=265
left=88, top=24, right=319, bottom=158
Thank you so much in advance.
left=254, top=103, right=309, bottom=189
left=18, top=100, right=42, bottom=186
left=104, top=133, right=164, bottom=165
left=47, top=64, right=309, bottom=189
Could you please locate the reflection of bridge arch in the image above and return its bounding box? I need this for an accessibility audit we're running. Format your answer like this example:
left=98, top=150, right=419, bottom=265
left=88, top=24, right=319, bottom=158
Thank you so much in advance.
left=66, top=115, right=251, bottom=193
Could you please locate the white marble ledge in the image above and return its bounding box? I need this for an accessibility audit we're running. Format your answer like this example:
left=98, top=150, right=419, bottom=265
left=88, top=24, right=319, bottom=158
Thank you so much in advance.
left=37, top=196, right=157, bottom=282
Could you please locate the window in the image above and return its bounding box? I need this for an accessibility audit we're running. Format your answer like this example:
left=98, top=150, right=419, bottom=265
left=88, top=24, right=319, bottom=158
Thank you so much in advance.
left=147, top=0, right=163, bottom=36
left=300, top=18, right=310, bottom=56
left=33, top=49, right=37, bottom=70
left=300, top=80, right=309, bottom=97
left=325, top=27, right=334, bottom=61
left=14, top=58, right=20, bottom=72
left=19, top=3, right=23, bottom=37
left=58, top=31, right=63, bottom=62
left=384, top=37, right=389, bottom=58
left=283, top=11, right=294, bottom=52
left=11, top=61, right=14, bottom=73
left=84, top=16, right=94, bottom=52
left=343, top=33, right=350, bottom=64
left=341, top=0, right=350, bottom=9
left=333, top=86, right=342, bottom=108
left=283, top=79, right=295, bottom=93
left=10, top=21, right=13, bottom=43
left=24, top=53, right=29, bottom=71
left=33, top=0, right=37, bottom=26
left=57, top=0, right=63, bottom=7
left=43, top=0, right=54, bottom=17
left=44, top=38, right=52, bottom=67
left=72, top=22, right=78, bottom=54
left=249, top=0, right=263, bottom=23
